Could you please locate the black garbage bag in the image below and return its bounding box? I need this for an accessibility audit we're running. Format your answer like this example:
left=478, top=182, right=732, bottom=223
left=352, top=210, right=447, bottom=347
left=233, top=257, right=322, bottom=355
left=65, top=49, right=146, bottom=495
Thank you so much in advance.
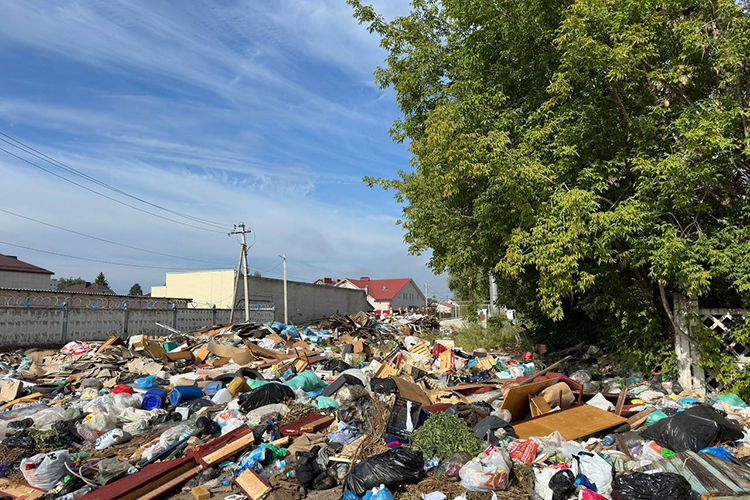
left=342, top=448, right=424, bottom=497
left=320, top=359, right=351, bottom=373
left=239, top=383, right=294, bottom=412
left=295, top=446, right=327, bottom=489
left=8, top=418, right=34, bottom=429
left=473, top=416, right=517, bottom=443
left=641, top=405, right=743, bottom=452
left=370, top=378, right=398, bottom=395
left=53, top=419, right=84, bottom=445
left=2, top=431, right=33, bottom=449
left=181, top=398, right=215, bottom=412
left=612, top=472, right=695, bottom=500
left=195, top=415, right=221, bottom=436
left=549, top=469, right=576, bottom=500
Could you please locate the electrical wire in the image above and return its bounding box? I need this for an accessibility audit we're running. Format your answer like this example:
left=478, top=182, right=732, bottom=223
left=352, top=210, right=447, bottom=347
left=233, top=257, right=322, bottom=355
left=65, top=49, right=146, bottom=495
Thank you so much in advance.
left=0, top=132, right=230, bottom=230
left=0, top=240, right=208, bottom=270
left=0, top=207, right=231, bottom=266
left=0, top=146, right=227, bottom=234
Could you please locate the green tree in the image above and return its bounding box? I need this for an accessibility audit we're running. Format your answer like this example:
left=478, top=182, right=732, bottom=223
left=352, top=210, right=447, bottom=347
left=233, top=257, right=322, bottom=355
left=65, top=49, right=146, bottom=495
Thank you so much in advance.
left=252, top=271, right=262, bottom=278
left=350, top=0, right=750, bottom=370
left=94, top=272, right=109, bottom=288
left=128, top=283, right=143, bottom=296
left=56, top=277, right=85, bottom=291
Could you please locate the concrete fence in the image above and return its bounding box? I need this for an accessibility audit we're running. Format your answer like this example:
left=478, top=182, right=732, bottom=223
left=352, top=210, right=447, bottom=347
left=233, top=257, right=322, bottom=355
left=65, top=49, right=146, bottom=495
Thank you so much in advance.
left=0, top=305, right=273, bottom=348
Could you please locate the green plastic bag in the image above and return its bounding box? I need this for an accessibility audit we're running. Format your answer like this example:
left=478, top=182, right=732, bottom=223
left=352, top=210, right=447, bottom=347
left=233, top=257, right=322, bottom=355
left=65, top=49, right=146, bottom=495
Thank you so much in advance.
left=718, top=393, right=747, bottom=408
left=645, top=409, right=668, bottom=425
left=247, top=379, right=270, bottom=390
left=312, top=396, right=339, bottom=409
left=282, top=370, right=328, bottom=392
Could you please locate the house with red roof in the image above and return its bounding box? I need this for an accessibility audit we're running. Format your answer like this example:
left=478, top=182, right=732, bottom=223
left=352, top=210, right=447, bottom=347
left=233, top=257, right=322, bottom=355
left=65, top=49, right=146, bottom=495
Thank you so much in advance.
left=0, top=254, right=53, bottom=290
left=336, top=277, right=425, bottom=312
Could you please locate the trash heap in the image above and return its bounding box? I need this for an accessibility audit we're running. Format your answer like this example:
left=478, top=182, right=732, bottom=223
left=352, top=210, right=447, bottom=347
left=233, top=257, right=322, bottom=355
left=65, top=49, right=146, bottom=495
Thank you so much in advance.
left=0, top=313, right=750, bottom=500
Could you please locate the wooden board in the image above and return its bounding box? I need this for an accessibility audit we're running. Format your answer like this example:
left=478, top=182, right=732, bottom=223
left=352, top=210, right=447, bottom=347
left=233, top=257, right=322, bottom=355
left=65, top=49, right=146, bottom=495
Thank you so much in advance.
left=500, top=378, right=557, bottom=422
left=513, top=404, right=627, bottom=440
left=236, top=468, right=271, bottom=500
left=407, top=341, right=430, bottom=357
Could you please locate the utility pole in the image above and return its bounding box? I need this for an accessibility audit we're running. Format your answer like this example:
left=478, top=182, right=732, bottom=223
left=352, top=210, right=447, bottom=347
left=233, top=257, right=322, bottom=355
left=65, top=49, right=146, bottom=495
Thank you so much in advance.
left=425, top=282, right=429, bottom=310
left=489, top=271, right=498, bottom=318
left=279, top=253, right=288, bottom=324
left=229, top=224, right=251, bottom=323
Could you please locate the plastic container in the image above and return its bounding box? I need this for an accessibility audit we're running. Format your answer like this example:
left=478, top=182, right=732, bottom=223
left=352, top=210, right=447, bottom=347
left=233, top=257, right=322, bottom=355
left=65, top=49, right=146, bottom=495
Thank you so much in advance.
left=211, top=388, right=233, bottom=404
left=142, top=388, right=168, bottom=410
left=169, top=386, right=203, bottom=406
left=204, top=381, right=225, bottom=397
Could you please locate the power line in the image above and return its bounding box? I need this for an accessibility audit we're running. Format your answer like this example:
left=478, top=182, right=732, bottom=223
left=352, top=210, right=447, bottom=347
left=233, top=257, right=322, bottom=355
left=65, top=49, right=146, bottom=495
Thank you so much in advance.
left=0, top=132, right=230, bottom=230
left=0, top=240, right=207, bottom=270
left=0, top=208, right=231, bottom=267
left=0, top=146, right=227, bottom=234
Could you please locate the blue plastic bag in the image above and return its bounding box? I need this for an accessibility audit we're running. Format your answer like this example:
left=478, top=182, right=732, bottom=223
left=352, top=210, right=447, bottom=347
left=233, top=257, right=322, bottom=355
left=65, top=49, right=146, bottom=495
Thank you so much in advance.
left=136, top=375, right=156, bottom=389
left=343, top=485, right=394, bottom=500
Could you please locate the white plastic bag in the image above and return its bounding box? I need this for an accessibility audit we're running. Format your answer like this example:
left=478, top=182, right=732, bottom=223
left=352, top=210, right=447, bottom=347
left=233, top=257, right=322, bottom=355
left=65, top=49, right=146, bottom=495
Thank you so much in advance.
left=20, top=450, right=72, bottom=491
left=95, top=428, right=131, bottom=450
left=585, top=393, right=614, bottom=411
left=459, top=447, right=512, bottom=491
left=534, top=464, right=572, bottom=500
left=571, top=451, right=613, bottom=494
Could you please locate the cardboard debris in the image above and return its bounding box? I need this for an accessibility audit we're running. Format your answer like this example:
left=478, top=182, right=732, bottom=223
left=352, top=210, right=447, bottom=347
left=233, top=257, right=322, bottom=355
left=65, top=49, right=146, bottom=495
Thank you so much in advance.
left=0, top=380, right=22, bottom=403
left=513, top=404, right=627, bottom=440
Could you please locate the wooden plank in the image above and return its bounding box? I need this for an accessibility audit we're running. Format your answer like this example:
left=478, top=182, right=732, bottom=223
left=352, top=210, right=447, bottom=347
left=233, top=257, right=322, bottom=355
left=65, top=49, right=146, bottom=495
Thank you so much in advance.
left=513, top=405, right=627, bottom=441
left=706, top=453, right=750, bottom=490
left=660, top=456, right=708, bottom=494
left=201, top=432, right=255, bottom=465
left=1, top=392, right=43, bottom=409
left=690, top=452, right=745, bottom=494
left=613, top=433, right=632, bottom=460
left=626, top=407, right=655, bottom=429
left=614, top=389, right=627, bottom=416
left=236, top=468, right=271, bottom=500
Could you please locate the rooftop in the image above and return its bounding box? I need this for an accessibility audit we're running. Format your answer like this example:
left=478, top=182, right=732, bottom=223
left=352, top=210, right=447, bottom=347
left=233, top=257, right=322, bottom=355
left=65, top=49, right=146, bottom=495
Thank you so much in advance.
left=0, top=254, right=53, bottom=275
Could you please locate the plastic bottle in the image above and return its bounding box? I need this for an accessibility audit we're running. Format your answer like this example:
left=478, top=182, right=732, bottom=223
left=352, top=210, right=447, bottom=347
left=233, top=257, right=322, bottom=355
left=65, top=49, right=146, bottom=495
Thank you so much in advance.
left=169, top=386, right=203, bottom=406
left=76, top=423, right=100, bottom=444
left=211, top=388, right=233, bottom=404
left=204, top=381, right=225, bottom=397
left=602, top=434, right=615, bottom=447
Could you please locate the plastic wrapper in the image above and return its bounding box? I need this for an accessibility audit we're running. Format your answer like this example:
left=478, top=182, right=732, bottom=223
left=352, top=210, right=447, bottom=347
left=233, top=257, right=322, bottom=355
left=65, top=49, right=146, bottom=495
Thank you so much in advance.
left=282, top=370, right=328, bottom=392
left=534, top=464, right=572, bottom=500
left=570, top=451, right=613, bottom=494
left=459, top=446, right=512, bottom=491
left=641, top=404, right=743, bottom=452
left=95, top=428, right=130, bottom=450
left=343, top=448, right=425, bottom=497
left=611, top=472, right=694, bottom=500
left=20, top=450, right=72, bottom=491
left=507, top=439, right=539, bottom=464
left=434, top=451, right=472, bottom=480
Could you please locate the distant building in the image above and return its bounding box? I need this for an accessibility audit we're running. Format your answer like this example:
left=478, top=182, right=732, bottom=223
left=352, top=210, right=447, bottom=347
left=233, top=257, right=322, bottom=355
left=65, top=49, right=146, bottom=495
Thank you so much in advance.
left=336, top=277, right=425, bottom=312
left=0, top=254, right=53, bottom=290
left=62, top=282, right=115, bottom=295
left=432, top=299, right=458, bottom=317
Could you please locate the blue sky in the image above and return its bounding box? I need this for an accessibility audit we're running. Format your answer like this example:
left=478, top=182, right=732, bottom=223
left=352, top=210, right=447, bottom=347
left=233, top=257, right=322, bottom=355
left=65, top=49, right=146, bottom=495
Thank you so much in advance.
left=0, top=0, right=450, bottom=298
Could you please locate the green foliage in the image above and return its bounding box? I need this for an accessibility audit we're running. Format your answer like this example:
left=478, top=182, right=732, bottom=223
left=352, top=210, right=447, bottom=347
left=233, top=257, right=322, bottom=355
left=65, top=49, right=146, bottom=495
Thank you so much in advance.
left=128, top=283, right=143, bottom=296
left=453, top=316, right=519, bottom=352
left=95, top=272, right=109, bottom=288
left=411, top=411, right=483, bottom=459
left=694, top=316, right=750, bottom=398
left=349, top=0, right=750, bottom=370
left=56, top=277, right=84, bottom=291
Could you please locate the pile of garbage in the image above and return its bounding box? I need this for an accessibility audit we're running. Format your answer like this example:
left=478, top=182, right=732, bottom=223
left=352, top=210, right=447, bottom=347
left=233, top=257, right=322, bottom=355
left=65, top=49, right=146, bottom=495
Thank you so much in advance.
left=0, top=312, right=749, bottom=500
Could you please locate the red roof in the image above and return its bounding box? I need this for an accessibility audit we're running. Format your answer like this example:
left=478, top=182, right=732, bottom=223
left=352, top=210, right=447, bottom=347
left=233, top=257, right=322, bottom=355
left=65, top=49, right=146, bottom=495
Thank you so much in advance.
left=0, top=254, right=53, bottom=275
left=345, top=278, right=412, bottom=301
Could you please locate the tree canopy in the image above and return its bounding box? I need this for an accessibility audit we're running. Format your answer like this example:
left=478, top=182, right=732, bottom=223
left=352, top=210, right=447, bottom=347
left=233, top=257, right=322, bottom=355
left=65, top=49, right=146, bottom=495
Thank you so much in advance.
left=128, top=283, right=143, bottom=296
left=95, top=272, right=109, bottom=288
left=350, top=0, right=750, bottom=368
left=56, top=277, right=84, bottom=291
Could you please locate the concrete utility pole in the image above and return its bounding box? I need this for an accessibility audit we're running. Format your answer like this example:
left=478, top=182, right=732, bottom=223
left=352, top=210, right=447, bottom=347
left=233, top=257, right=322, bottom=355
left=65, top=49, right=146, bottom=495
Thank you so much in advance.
left=279, top=254, right=288, bottom=324
left=425, top=282, right=429, bottom=310
left=229, top=224, right=251, bottom=323
left=489, top=271, right=498, bottom=318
